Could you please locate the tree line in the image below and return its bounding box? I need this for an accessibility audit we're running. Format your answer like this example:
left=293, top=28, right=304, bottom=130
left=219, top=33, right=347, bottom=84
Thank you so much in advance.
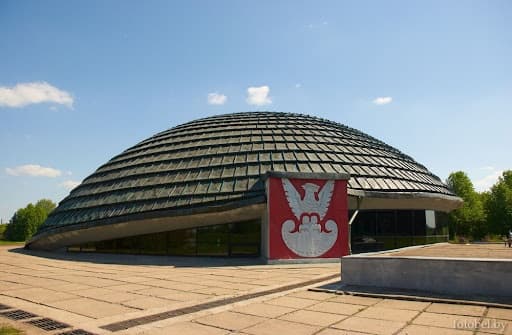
left=447, top=170, right=512, bottom=240
left=2, top=199, right=56, bottom=241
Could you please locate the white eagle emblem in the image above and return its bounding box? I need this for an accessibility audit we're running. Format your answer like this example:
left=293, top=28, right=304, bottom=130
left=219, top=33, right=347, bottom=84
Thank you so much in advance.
left=280, top=178, right=338, bottom=257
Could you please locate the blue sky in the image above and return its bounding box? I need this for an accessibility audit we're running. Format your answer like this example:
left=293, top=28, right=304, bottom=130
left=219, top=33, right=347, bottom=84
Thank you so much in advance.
left=1, top=0, right=511, bottom=222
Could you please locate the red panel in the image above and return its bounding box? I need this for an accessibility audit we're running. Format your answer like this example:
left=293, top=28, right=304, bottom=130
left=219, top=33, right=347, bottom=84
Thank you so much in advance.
left=268, top=177, right=349, bottom=259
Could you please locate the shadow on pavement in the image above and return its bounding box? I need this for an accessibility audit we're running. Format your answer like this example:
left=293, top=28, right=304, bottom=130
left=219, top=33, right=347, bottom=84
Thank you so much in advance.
left=8, top=247, right=266, bottom=268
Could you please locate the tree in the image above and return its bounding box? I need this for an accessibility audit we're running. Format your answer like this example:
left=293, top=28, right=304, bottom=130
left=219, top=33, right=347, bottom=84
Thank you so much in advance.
left=485, top=170, right=512, bottom=235
left=4, top=199, right=56, bottom=241
left=446, top=171, right=486, bottom=239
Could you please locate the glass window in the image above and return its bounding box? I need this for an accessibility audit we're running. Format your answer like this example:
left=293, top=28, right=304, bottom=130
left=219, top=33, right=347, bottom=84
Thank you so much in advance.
left=197, top=225, right=229, bottom=256
left=138, top=232, right=168, bottom=255
left=413, top=210, right=426, bottom=236
left=70, top=219, right=262, bottom=257
left=169, top=228, right=196, bottom=256
left=376, top=211, right=395, bottom=235
left=396, top=211, right=413, bottom=236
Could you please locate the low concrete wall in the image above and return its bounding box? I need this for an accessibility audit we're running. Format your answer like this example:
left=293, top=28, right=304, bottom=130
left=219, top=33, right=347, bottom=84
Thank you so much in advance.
left=342, top=254, right=512, bottom=298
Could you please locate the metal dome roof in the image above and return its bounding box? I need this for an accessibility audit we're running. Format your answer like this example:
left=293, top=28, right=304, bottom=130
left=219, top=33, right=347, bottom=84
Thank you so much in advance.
left=36, top=112, right=458, bottom=237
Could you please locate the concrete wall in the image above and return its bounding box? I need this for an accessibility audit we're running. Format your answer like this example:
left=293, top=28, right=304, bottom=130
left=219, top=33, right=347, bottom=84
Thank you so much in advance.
left=342, top=255, right=512, bottom=298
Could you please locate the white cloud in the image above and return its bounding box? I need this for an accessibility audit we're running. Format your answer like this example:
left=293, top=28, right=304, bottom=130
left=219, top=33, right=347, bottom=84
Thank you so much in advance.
left=474, top=168, right=503, bottom=192
left=0, top=82, right=73, bottom=108
left=207, top=93, right=227, bottom=105
left=373, top=96, right=393, bottom=105
left=60, top=180, right=81, bottom=190
left=6, top=164, right=62, bottom=178
left=247, top=86, right=272, bottom=106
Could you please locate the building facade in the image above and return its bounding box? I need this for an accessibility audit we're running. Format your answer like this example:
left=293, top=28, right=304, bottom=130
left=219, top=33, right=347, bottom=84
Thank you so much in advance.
left=28, top=112, right=461, bottom=261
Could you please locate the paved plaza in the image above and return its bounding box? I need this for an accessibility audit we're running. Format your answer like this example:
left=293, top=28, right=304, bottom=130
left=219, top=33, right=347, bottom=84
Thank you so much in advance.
left=0, top=245, right=511, bottom=334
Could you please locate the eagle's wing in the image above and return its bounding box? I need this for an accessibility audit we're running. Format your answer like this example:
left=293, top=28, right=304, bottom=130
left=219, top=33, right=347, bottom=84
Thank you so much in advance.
left=317, top=180, right=335, bottom=220
left=282, top=178, right=303, bottom=220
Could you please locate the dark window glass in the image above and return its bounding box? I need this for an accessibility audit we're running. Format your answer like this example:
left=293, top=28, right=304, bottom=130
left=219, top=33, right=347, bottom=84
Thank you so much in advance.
left=138, top=232, right=168, bottom=255
left=396, top=211, right=413, bottom=236
left=96, top=239, right=117, bottom=253
left=376, top=211, right=395, bottom=235
left=71, top=220, right=261, bottom=257
left=413, top=210, right=426, bottom=235
left=197, top=224, right=229, bottom=256
left=230, top=220, right=260, bottom=257
left=116, top=236, right=140, bottom=254
left=352, top=211, right=376, bottom=236
left=169, top=228, right=196, bottom=255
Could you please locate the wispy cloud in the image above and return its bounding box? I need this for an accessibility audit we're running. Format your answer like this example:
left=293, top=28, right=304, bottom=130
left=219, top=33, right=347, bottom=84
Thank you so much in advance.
left=247, top=86, right=272, bottom=106
left=295, top=83, right=302, bottom=88
left=474, top=167, right=503, bottom=192
left=0, top=82, right=73, bottom=108
left=373, top=96, right=393, bottom=105
left=60, top=180, right=80, bottom=190
left=207, top=92, right=227, bottom=105
left=6, top=164, right=62, bottom=178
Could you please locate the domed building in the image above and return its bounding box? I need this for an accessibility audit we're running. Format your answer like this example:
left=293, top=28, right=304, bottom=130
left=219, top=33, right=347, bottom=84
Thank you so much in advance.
left=27, top=112, right=461, bottom=260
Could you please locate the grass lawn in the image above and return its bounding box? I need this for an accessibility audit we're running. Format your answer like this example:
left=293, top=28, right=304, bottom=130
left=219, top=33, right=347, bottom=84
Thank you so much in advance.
left=0, top=324, right=24, bottom=335
left=0, top=240, right=24, bottom=246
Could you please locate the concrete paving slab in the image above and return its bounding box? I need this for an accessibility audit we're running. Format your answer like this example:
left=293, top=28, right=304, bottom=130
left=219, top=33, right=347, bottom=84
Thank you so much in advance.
left=141, top=321, right=229, bottom=335
left=332, top=316, right=405, bottom=335
left=159, top=289, right=211, bottom=302
left=243, top=318, right=321, bottom=335
left=278, top=309, right=348, bottom=327
left=47, top=297, right=139, bottom=318
left=49, top=283, right=95, bottom=292
left=354, top=306, right=420, bottom=322
left=231, top=302, right=296, bottom=318
left=194, top=311, right=266, bottom=331
left=315, top=329, right=371, bottom=335
left=194, top=286, right=238, bottom=296
left=397, top=324, right=473, bottom=335
left=122, top=296, right=179, bottom=309
left=264, top=296, right=317, bottom=309
left=107, top=283, right=152, bottom=292
left=2, top=287, right=79, bottom=303
left=306, top=301, right=366, bottom=315
left=426, top=302, right=487, bottom=316
left=488, top=308, right=512, bottom=321
left=0, top=281, right=31, bottom=291
left=373, top=298, right=431, bottom=311
left=477, top=317, right=510, bottom=334
left=143, top=279, right=208, bottom=291
left=286, top=290, right=334, bottom=301
left=413, top=312, right=480, bottom=329
left=95, top=291, right=146, bottom=303
left=329, top=295, right=382, bottom=306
